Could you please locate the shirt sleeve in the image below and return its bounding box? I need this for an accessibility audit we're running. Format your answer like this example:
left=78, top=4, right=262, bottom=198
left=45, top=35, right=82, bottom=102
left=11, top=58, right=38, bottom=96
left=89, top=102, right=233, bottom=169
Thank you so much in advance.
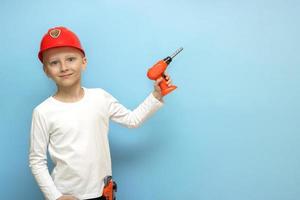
left=106, top=92, right=164, bottom=128
left=29, top=109, right=62, bottom=200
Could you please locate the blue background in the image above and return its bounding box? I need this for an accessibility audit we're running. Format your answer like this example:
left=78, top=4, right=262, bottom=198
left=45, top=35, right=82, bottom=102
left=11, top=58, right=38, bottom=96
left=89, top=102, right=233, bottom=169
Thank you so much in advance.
left=0, top=0, right=299, bottom=199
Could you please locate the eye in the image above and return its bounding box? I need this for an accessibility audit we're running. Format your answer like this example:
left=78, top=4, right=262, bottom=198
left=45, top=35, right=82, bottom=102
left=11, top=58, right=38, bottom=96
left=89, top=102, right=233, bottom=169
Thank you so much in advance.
left=49, top=60, right=59, bottom=66
left=67, top=57, right=76, bottom=62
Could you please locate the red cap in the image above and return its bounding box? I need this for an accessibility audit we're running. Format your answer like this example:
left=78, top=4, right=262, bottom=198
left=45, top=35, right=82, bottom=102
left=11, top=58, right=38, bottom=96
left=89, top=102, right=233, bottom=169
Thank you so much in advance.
left=38, top=26, right=85, bottom=62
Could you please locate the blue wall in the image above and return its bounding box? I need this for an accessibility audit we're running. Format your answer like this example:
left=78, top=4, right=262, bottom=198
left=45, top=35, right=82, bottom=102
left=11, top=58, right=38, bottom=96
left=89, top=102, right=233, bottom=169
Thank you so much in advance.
left=0, top=0, right=299, bottom=199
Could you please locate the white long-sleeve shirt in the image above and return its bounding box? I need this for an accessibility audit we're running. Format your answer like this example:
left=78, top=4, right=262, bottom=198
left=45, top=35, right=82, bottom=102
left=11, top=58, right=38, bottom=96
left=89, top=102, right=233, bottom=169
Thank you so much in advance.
left=29, top=87, right=163, bottom=200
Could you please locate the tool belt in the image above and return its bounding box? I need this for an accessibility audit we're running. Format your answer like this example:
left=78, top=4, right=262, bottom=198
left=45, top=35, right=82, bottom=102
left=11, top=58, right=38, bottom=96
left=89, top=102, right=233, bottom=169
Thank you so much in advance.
left=102, top=176, right=117, bottom=200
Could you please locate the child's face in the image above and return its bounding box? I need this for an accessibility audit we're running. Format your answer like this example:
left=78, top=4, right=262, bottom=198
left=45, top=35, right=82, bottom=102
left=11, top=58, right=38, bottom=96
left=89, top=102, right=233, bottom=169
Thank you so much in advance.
left=42, top=47, right=87, bottom=88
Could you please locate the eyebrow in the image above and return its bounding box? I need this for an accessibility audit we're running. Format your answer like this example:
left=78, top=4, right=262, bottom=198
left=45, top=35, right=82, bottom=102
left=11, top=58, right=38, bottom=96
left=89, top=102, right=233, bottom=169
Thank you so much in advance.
left=45, top=52, right=81, bottom=62
left=65, top=55, right=77, bottom=58
left=47, top=56, right=59, bottom=62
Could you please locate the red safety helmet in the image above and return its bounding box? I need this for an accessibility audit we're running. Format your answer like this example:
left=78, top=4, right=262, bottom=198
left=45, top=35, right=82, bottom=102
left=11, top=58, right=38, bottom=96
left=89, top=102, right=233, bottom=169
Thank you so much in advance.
left=38, top=26, right=85, bottom=62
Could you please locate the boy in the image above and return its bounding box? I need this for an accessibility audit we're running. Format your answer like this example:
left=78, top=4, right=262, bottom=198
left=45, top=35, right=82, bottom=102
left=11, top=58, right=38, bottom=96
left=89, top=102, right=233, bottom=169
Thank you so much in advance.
left=29, top=26, right=172, bottom=200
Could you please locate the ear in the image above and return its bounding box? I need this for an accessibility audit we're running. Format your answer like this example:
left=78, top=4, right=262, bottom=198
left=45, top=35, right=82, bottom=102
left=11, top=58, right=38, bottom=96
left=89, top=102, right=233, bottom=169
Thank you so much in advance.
left=81, top=57, right=87, bottom=71
left=43, top=65, right=50, bottom=78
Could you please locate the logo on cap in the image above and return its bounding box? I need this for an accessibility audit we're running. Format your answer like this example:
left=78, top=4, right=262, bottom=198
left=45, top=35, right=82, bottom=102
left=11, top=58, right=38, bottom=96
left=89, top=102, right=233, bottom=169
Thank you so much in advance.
left=49, top=29, right=61, bottom=38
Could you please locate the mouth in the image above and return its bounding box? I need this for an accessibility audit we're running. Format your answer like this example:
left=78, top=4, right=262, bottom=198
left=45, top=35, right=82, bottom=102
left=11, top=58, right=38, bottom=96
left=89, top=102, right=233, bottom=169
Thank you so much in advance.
left=59, top=73, right=73, bottom=78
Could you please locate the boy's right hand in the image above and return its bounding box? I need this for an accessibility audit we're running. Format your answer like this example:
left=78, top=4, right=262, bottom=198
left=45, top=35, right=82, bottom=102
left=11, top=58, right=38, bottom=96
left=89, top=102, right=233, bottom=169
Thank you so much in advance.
left=57, top=195, right=79, bottom=200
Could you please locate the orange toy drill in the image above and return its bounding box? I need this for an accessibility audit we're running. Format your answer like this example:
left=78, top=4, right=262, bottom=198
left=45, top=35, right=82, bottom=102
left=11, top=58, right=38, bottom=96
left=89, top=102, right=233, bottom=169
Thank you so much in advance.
left=102, top=176, right=117, bottom=200
left=147, top=47, right=183, bottom=96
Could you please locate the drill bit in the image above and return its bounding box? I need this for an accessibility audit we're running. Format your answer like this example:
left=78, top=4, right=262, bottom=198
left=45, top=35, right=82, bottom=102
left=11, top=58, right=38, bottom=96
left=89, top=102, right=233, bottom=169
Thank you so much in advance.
left=170, top=47, right=183, bottom=59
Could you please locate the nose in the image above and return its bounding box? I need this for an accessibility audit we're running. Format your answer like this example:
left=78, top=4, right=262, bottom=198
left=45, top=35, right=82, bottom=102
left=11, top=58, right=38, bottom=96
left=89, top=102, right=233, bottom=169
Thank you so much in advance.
left=60, top=61, right=69, bottom=72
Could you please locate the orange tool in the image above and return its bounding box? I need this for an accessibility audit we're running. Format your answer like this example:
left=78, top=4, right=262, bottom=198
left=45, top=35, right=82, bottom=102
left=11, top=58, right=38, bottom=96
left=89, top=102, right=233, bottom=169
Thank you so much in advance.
left=147, top=47, right=183, bottom=96
left=102, top=176, right=117, bottom=200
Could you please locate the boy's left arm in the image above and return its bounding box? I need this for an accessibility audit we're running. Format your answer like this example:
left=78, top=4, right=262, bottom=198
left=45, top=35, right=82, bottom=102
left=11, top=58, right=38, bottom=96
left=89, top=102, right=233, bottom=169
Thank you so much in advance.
left=106, top=75, right=172, bottom=128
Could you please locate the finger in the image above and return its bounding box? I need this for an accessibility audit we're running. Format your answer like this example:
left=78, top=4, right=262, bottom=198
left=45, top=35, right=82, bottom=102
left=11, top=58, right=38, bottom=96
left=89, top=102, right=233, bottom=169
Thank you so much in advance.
left=167, top=79, right=172, bottom=84
left=156, top=77, right=163, bottom=84
left=164, top=74, right=170, bottom=80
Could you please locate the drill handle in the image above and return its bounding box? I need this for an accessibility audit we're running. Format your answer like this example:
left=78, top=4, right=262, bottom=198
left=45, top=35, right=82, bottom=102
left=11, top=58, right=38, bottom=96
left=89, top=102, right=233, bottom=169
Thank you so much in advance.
left=158, top=74, right=177, bottom=96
